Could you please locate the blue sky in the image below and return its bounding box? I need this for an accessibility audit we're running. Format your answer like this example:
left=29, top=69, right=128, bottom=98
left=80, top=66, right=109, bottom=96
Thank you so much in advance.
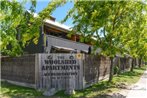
left=25, top=0, right=74, bottom=27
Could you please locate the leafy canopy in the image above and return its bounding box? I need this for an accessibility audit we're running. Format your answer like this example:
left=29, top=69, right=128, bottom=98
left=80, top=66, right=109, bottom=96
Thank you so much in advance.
left=0, top=0, right=65, bottom=56
left=63, top=0, right=147, bottom=58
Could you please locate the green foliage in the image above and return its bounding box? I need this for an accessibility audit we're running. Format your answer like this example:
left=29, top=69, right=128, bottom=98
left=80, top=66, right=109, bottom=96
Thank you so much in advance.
left=62, top=0, right=147, bottom=82
left=63, top=0, right=147, bottom=58
left=0, top=0, right=66, bottom=56
left=1, top=0, right=29, bottom=56
left=0, top=0, right=39, bottom=56
left=119, top=2, right=147, bottom=60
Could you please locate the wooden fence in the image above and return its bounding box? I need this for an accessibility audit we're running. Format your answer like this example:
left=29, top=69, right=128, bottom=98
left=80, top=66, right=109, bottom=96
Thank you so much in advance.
left=1, top=54, right=35, bottom=87
left=1, top=53, right=139, bottom=96
left=113, top=57, right=132, bottom=72
left=84, top=55, right=110, bottom=87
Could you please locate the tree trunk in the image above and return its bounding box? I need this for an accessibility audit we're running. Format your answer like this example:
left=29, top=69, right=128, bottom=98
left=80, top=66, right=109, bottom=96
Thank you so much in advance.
left=109, top=57, right=114, bottom=82
left=130, top=58, right=134, bottom=71
left=138, top=58, right=142, bottom=68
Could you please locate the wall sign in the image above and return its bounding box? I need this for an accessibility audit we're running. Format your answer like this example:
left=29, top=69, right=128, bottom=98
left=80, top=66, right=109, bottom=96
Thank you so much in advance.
left=36, top=53, right=84, bottom=92
left=41, top=54, right=81, bottom=79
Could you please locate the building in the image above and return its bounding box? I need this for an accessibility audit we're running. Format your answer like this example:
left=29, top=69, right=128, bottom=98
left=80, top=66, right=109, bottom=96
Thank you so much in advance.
left=24, top=15, right=93, bottom=54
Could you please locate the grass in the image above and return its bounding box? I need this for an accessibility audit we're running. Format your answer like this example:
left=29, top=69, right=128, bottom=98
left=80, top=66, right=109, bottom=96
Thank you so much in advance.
left=54, top=66, right=147, bottom=98
left=0, top=82, right=43, bottom=98
left=0, top=66, right=146, bottom=98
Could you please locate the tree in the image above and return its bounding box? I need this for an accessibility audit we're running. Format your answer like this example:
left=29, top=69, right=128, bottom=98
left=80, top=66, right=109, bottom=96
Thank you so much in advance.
left=0, top=0, right=65, bottom=56
left=119, top=1, right=147, bottom=70
left=62, top=0, right=147, bottom=81
left=0, top=0, right=36, bottom=56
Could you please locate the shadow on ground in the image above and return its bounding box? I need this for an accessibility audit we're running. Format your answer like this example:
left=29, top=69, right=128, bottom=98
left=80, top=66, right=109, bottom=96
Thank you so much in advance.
left=96, top=93, right=126, bottom=98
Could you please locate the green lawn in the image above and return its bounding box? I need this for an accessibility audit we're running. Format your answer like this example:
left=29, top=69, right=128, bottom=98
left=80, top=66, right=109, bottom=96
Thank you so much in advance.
left=0, top=82, right=43, bottom=98
left=55, top=66, right=147, bottom=98
left=0, top=66, right=146, bottom=98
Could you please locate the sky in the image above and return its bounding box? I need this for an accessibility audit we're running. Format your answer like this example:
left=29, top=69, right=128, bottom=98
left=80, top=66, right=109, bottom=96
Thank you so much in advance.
left=25, top=0, right=74, bottom=27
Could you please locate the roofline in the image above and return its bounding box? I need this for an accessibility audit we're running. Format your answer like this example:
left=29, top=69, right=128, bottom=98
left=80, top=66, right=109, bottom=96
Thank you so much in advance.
left=44, top=19, right=72, bottom=33
left=27, top=10, right=71, bottom=33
